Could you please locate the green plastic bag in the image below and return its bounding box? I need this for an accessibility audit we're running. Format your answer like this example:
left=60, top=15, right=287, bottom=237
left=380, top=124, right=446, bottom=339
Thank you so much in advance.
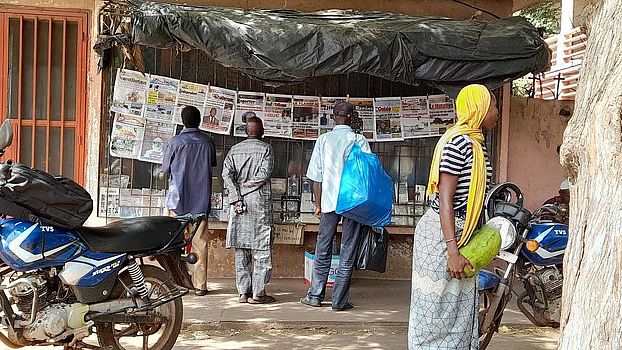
left=459, top=225, right=501, bottom=277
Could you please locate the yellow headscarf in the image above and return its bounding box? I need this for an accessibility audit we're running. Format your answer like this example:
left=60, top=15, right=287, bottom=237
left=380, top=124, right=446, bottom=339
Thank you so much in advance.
left=427, top=84, right=491, bottom=248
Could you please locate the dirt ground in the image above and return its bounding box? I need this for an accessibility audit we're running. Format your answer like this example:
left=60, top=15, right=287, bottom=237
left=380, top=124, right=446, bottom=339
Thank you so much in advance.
left=0, top=325, right=559, bottom=349
left=0, top=279, right=560, bottom=349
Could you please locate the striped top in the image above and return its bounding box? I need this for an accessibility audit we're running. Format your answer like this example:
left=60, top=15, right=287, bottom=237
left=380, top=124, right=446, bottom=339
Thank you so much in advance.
left=430, top=135, right=493, bottom=217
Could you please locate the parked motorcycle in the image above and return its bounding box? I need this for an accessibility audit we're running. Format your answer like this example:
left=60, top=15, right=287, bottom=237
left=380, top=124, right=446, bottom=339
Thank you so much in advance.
left=478, top=183, right=568, bottom=349
left=0, top=119, right=201, bottom=350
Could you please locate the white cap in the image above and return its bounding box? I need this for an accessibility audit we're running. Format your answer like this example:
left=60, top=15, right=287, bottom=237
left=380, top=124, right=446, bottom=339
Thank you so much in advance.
left=560, top=179, right=570, bottom=191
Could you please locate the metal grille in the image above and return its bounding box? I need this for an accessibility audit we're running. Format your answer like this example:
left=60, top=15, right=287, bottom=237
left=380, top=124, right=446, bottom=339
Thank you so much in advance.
left=0, top=9, right=88, bottom=183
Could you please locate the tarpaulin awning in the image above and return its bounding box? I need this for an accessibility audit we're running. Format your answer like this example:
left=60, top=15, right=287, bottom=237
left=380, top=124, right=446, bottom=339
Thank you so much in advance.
left=96, top=0, right=551, bottom=96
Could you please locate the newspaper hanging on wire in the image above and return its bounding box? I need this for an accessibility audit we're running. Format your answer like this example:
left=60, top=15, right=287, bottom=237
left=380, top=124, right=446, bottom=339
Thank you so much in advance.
left=427, top=94, right=456, bottom=134
left=373, top=97, right=403, bottom=141
left=111, top=69, right=148, bottom=117
left=233, top=91, right=265, bottom=137
left=319, top=97, right=347, bottom=135
left=201, top=86, right=236, bottom=135
left=292, top=95, right=320, bottom=139
left=173, top=81, right=209, bottom=124
left=110, top=70, right=459, bottom=148
left=144, top=75, right=180, bottom=122
left=138, top=119, right=177, bottom=164
left=401, top=96, right=433, bottom=138
left=264, top=94, right=293, bottom=138
left=348, top=97, right=375, bottom=141
left=110, top=113, right=145, bottom=160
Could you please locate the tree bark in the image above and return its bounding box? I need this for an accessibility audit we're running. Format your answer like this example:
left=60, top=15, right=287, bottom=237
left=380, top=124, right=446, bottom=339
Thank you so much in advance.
left=559, top=1, right=622, bottom=349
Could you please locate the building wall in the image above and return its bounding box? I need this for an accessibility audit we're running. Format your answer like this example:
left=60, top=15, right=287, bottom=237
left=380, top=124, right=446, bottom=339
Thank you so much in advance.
left=0, top=0, right=94, bottom=8
left=207, top=231, right=414, bottom=280
left=506, top=97, right=573, bottom=211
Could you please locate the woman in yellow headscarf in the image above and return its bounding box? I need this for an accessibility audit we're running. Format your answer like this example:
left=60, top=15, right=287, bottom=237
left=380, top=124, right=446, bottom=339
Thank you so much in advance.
left=408, top=84, right=498, bottom=350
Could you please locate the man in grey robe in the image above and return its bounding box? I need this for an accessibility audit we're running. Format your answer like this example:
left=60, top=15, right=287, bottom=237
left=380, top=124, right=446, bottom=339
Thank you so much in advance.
left=223, top=116, right=275, bottom=304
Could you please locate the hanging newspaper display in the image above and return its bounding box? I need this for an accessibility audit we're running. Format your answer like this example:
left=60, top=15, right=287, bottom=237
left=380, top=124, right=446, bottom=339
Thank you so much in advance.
left=428, top=94, right=456, bottom=134
left=202, top=86, right=237, bottom=135
left=373, top=97, right=403, bottom=141
left=108, top=69, right=462, bottom=181
left=138, top=119, right=177, bottom=164
left=264, top=94, right=294, bottom=138
left=173, top=81, right=209, bottom=124
left=106, top=69, right=465, bottom=220
left=144, top=75, right=179, bottom=121
left=111, top=69, right=148, bottom=117
left=110, top=69, right=457, bottom=144
left=319, top=97, right=346, bottom=135
left=233, top=91, right=265, bottom=137
left=110, top=114, right=145, bottom=159
left=292, top=95, right=320, bottom=139
left=401, top=96, right=432, bottom=138
left=348, top=97, right=375, bottom=141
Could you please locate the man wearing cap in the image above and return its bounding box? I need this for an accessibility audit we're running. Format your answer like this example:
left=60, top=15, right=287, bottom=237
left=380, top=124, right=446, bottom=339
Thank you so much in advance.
left=300, top=102, right=371, bottom=311
left=544, top=179, right=570, bottom=206
left=542, top=179, right=570, bottom=224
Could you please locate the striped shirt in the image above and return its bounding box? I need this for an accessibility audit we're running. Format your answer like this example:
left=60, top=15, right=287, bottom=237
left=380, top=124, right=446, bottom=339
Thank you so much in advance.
left=430, top=135, right=493, bottom=216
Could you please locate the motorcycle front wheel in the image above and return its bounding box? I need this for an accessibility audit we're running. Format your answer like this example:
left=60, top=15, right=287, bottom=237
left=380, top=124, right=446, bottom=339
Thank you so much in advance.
left=478, top=289, right=501, bottom=350
left=96, top=265, right=184, bottom=350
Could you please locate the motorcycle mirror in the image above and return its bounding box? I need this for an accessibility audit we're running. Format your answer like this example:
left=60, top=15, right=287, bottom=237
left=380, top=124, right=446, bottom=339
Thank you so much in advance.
left=0, top=120, right=13, bottom=152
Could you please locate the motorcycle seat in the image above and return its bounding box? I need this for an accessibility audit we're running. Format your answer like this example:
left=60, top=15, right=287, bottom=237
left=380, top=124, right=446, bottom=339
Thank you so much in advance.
left=76, top=216, right=185, bottom=254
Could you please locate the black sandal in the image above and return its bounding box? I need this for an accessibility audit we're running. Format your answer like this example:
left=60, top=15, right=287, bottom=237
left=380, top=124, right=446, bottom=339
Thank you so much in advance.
left=247, top=295, right=276, bottom=304
left=239, top=294, right=249, bottom=303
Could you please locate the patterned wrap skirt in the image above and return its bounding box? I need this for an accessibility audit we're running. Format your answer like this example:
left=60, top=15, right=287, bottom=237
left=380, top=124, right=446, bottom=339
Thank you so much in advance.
left=408, top=208, right=478, bottom=350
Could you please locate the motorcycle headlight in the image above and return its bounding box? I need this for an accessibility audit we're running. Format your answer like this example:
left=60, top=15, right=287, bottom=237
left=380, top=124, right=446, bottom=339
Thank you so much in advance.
left=486, top=216, right=517, bottom=251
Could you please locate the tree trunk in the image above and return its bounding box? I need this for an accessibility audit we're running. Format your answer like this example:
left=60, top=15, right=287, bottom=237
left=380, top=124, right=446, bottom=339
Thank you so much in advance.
left=559, top=1, right=622, bottom=349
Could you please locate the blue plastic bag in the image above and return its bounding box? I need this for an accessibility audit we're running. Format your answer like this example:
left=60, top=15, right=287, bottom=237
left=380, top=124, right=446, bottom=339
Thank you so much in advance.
left=336, top=144, right=393, bottom=227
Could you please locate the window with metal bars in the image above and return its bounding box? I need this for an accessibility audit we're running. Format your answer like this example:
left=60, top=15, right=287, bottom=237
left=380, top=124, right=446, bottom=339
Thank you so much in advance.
left=0, top=9, right=88, bottom=184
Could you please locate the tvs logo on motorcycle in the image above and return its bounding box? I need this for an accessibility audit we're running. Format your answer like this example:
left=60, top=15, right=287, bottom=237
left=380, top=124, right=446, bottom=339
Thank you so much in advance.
left=554, top=230, right=567, bottom=235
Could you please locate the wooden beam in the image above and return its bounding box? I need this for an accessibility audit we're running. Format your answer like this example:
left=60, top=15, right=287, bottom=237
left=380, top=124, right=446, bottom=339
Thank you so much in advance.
left=498, top=83, right=511, bottom=182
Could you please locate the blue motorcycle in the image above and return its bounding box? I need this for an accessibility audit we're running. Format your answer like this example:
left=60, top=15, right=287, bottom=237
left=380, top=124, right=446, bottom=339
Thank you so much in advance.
left=0, top=120, right=202, bottom=350
left=478, top=183, right=568, bottom=349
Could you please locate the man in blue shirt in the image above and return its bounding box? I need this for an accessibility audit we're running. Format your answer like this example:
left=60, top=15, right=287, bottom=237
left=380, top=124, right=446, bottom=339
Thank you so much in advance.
left=162, top=106, right=216, bottom=296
